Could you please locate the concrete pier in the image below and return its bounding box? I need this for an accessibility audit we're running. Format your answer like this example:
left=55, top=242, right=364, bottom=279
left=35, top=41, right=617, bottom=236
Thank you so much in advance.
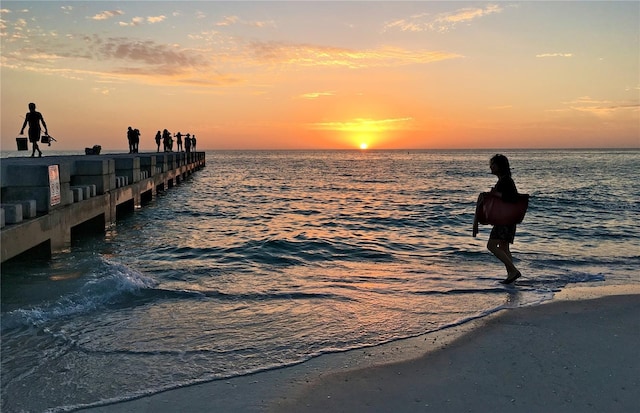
left=0, top=151, right=205, bottom=263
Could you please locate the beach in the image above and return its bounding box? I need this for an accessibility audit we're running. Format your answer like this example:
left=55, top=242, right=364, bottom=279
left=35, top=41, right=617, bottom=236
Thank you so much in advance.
left=83, top=286, right=640, bottom=413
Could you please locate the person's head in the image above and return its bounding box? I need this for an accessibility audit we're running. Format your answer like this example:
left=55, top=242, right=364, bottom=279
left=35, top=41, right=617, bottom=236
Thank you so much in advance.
left=490, top=154, right=511, bottom=176
left=28, top=102, right=36, bottom=111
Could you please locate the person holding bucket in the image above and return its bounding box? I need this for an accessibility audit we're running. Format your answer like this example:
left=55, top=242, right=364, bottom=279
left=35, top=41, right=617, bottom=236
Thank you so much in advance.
left=20, top=102, right=48, bottom=157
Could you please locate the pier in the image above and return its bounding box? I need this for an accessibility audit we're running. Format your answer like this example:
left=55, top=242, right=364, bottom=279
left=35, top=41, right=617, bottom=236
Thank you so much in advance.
left=0, top=151, right=205, bottom=263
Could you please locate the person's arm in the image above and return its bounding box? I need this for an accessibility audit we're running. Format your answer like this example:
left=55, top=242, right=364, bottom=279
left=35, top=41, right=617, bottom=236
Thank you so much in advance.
left=41, top=115, right=48, bottom=135
left=20, top=114, right=28, bottom=134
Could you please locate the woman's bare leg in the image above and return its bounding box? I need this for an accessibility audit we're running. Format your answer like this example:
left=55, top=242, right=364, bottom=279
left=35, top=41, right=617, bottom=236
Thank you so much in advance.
left=487, top=239, right=520, bottom=283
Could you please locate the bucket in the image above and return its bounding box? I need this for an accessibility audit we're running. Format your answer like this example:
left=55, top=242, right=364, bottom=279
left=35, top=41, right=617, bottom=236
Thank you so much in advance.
left=16, top=137, right=28, bottom=151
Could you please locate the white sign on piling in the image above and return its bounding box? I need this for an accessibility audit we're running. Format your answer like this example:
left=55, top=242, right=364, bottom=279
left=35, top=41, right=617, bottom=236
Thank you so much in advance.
left=49, top=165, right=61, bottom=206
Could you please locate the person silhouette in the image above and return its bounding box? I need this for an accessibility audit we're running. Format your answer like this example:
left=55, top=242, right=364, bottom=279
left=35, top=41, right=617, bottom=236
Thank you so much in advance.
left=20, top=102, right=48, bottom=157
left=155, top=131, right=162, bottom=152
left=162, top=129, right=172, bottom=152
left=185, top=134, right=191, bottom=153
left=175, top=132, right=183, bottom=152
left=132, top=128, right=140, bottom=153
left=127, top=127, right=135, bottom=153
left=474, top=154, right=522, bottom=284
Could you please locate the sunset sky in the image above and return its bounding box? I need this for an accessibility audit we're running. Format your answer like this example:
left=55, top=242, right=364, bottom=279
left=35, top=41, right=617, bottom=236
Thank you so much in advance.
left=1, top=1, right=638, bottom=151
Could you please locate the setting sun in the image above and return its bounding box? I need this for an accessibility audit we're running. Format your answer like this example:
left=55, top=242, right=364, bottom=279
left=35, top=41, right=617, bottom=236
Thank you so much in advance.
left=360, top=143, right=368, bottom=150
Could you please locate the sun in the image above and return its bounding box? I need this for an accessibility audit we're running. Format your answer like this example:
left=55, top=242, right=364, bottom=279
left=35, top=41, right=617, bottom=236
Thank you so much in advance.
left=359, top=142, right=368, bottom=150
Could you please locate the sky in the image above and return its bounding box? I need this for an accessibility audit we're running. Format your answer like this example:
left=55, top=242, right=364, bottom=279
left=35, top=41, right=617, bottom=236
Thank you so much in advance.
left=1, top=1, right=639, bottom=151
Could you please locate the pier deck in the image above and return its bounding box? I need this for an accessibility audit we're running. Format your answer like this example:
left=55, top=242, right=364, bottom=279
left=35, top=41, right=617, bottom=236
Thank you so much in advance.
left=0, top=151, right=205, bottom=263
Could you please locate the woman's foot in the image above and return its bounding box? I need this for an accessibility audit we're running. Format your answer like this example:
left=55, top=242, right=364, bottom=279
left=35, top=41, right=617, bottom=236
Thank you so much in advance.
left=500, top=270, right=521, bottom=284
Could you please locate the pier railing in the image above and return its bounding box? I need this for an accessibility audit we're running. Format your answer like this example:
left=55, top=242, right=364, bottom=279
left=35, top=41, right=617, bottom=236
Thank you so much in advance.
left=0, top=151, right=205, bottom=263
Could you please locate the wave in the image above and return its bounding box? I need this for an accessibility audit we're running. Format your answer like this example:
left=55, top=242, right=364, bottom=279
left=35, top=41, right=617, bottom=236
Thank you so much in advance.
left=149, top=236, right=397, bottom=265
left=1, top=259, right=157, bottom=332
left=1, top=256, right=360, bottom=334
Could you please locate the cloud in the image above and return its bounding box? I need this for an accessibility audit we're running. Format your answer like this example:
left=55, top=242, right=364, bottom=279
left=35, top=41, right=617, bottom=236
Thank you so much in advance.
left=26, top=52, right=63, bottom=61
left=299, top=91, right=335, bottom=99
left=384, top=4, right=503, bottom=33
left=97, top=38, right=203, bottom=67
left=216, top=15, right=239, bottom=26
left=310, top=117, right=414, bottom=132
left=439, top=4, right=502, bottom=24
left=536, top=53, right=573, bottom=58
left=92, top=87, right=111, bottom=95
left=92, top=10, right=124, bottom=21
left=562, top=96, right=640, bottom=117
left=119, top=17, right=145, bottom=27
left=147, top=15, right=166, bottom=24
left=249, top=42, right=461, bottom=69
left=215, top=15, right=276, bottom=28
left=116, top=15, right=166, bottom=26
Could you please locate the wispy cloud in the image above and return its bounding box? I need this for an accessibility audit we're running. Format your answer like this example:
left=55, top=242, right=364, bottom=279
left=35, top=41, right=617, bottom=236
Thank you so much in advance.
left=97, top=38, right=201, bottom=67
left=214, top=15, right=276, bottom=28
left=310, top=117, right=414, bottom=132
left=91, top=10, right=124, bottom=21
left=249, top=43, right=461, bottom=69
left=536, top=53, right=573, bottom=58
left=1, top=31, right=237, bottom=87
left=215, top=15, right=239, bottom=27
left=147, top=15, right=166, bottom=24
left=299, top=91, right=335, bottom=99
left=116, top=14, right=166, bottom=26
left=1, top=10, right=459, bottom=89
left=561, top=96, right=639, bottom=117
left=384, top=4, right=503, bottom=33
left=119, top=17, right=145, bottom=27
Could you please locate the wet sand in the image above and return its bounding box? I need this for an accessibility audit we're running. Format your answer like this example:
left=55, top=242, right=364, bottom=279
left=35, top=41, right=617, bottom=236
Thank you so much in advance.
left=84, top=287, right=640, bottom=413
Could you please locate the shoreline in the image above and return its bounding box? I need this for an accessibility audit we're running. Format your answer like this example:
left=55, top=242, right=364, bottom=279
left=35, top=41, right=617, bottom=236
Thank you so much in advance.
left=82, top=284, right=640, bottom=413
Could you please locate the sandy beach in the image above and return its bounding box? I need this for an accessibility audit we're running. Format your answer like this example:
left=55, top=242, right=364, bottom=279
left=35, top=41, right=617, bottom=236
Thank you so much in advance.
left=84, top=287, right=639, bottom=413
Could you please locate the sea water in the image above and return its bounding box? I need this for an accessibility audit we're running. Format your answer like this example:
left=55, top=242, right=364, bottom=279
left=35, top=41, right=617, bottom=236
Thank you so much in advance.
left=1, top=149, right=638, bottom=412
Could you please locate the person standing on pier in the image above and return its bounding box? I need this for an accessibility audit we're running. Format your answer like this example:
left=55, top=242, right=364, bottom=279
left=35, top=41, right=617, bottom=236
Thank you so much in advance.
left=155, top=131, right=162, bottom=152
left=185, top=134, right=192, bottom=153
left=127, top=127, right=135, bottom=153
left=191, top=135, right=197, bottom=151
left=162, top=129, right=172, bottom=152
left=175, top=132, right=183, bottom=152
left=133, top=128, right=140, bottom=153
left=20, top=102, right=48, bottom=157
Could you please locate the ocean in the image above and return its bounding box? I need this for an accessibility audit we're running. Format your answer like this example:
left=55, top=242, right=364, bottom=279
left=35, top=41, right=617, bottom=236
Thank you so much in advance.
left=1, top=149, right=638, bottom=412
